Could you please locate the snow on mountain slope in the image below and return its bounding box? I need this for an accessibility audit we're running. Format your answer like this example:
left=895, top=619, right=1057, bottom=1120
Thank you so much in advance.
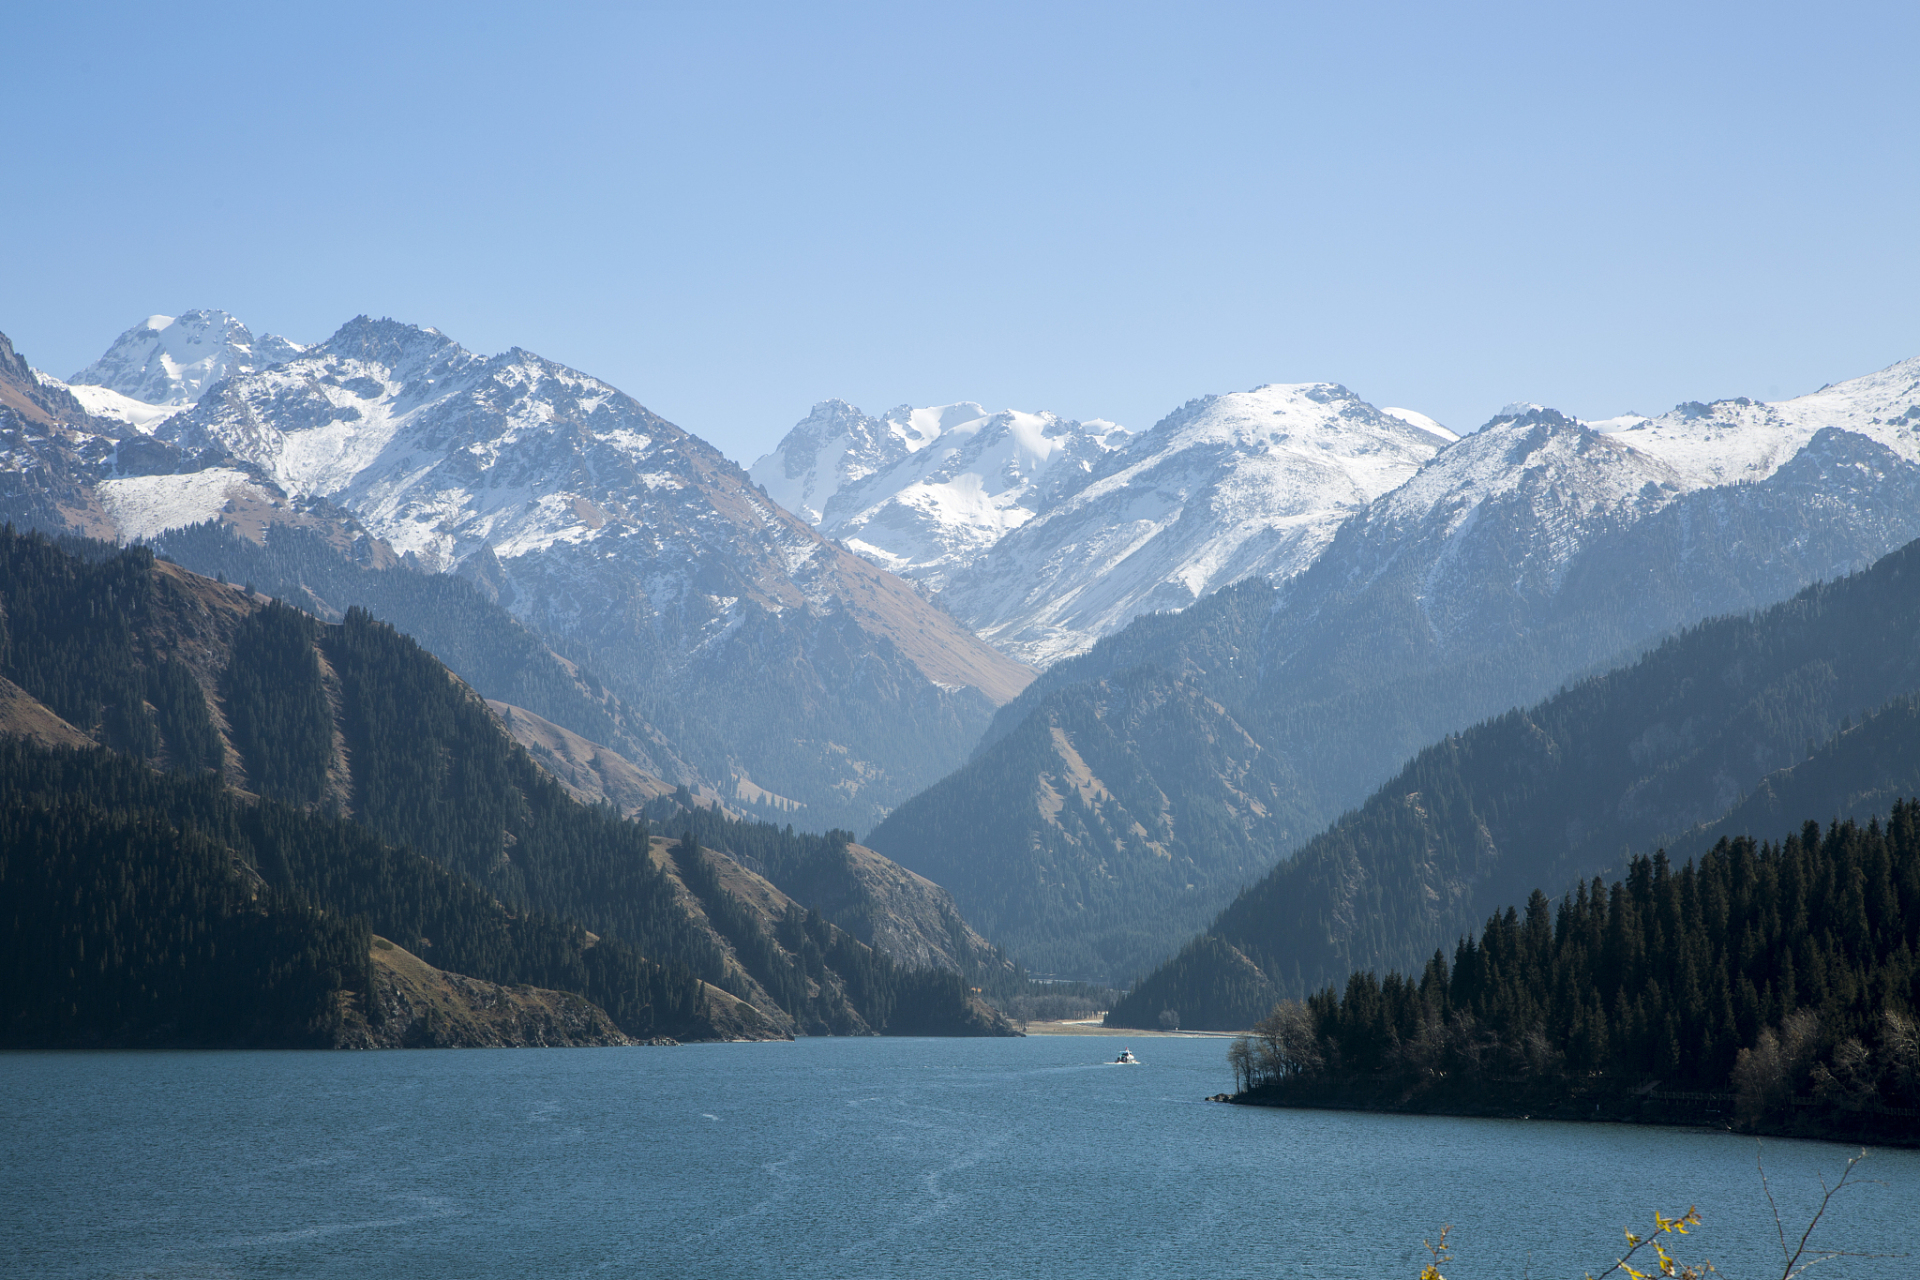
left=1381, top=406, right=1448, bottom=436
left=157, top=317, right=1027, bottom=690
left=751, top=400, right=1127, bottom=589
left=95, top=467, right=273, bottom=541
left=62, top=383, right=185, bottom=432
left=751, top=400, right=962, bottom=524
left=934, top=383, right=1456, bottom=667
left=139, top=316, right=1031, bottom=830
left=1592, top=355, right=1920, bottom=487
left=1286, top=406, right=1690, bottom=647
left=68, top=310, right=306, bottom=410
left=756, top=402, right=1129, bottom=590
left=954, top=356, right=1918, bottom=674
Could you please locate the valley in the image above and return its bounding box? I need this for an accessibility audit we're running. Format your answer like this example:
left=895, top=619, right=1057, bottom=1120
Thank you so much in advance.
left=4, top=309, right=1920, bottom=1151
left=11, top=9, right=1920, bottom=1275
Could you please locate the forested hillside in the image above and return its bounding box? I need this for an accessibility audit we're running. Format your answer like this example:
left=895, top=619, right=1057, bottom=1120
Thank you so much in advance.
left=0, top=738, right=704, bottom=1046
left=1226, top=803, right=1920, bottom=1143
left=1109, top=535, right=1920, bottom=1028
left=1664, top=695, right=1920, bottom=867
left=0, top=529, right=1013, bottom=1045
left=150, top=519, right=701, bottom=790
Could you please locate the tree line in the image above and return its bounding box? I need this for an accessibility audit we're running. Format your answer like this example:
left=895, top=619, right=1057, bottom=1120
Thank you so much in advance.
left=149, top=519, right=665, bottom=773
left=0, top=738, right=704, bottom=1045
left=1227, top=802, right=1920, bottom=1140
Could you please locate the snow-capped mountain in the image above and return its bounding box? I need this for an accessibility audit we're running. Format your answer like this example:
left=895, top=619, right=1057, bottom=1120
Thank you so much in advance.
left=1270, top=366, right=1920, bottom=666
left=65, top=310, right=306, bottom=425
left=752, top=400, right=1129, bottom=590
left=8, top=310, right=312, bottom=535
left=126, top=315, right=1030, bottom=831
left=894, top=358, right=1920, bottom=980
left=1590, top=355, right=1920, bottom=486
left=1292, top=405, right=1689, bottom=643
left=750, top=400, right=945, bottom=525
left=934, top=383, right=1457, bottom=667
left=771, top=363, right=1920, bottom=677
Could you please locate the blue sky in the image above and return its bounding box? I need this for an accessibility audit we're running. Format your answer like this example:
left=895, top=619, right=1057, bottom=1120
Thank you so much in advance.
left=5, top=1, right=1916, bottom=462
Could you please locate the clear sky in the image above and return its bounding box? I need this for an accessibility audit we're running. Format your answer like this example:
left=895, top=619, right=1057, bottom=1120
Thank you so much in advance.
left=5, top=1, right=1917, bottom=463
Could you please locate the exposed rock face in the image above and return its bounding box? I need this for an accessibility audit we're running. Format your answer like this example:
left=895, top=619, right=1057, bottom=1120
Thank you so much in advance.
left=841, top=841, right=1000, bottom=975
left=334, top=938, right=640, bottom=1048
left=488, top=699, right=681, bottom=814
left=0, top=332, right=124, bottom=540
left=0, top=332, right=101, bottom=429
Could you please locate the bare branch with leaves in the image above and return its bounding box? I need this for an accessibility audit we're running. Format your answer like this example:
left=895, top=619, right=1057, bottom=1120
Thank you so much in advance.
left=1585, top=1207, right=1711, bottom=1280
left=1413, top=1144, right=1908, bottom=1280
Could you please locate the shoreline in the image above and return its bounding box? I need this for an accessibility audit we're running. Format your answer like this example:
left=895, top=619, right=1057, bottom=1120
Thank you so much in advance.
left=1223, top=1084, right=1920, bottom=1148
left=1019, top=1019, right=1244, bottom=1038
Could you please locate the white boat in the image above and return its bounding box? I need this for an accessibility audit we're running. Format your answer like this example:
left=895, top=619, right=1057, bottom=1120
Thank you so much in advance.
left=1115, top=1048, right=1138, bottom=1064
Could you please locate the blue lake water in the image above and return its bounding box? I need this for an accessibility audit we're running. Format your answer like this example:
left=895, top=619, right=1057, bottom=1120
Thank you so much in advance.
left=4, top=1035, right=1915, bottom=1279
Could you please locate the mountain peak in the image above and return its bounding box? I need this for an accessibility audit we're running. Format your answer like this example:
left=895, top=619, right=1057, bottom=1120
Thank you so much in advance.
left=1588, top=352, right=1920, bottom=491
left=770, top=402, right=1130, bottom=591
left=317, top=315, right=459, bottom=372
left=69, top=309, right=306, bottom=408
left=937, top=381, right=1453, bottom=666
left=749, top=399, right=1106, bottom=529
left=1484, top=403, right=1580, bottom=431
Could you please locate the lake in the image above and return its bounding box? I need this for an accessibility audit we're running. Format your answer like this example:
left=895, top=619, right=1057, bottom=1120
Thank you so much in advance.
left=4, top=1035, right=1915, bottom=1278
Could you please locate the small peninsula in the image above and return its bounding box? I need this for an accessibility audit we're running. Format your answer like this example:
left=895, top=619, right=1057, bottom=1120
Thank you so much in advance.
left=1221, top=807, right=1920, bottom=1147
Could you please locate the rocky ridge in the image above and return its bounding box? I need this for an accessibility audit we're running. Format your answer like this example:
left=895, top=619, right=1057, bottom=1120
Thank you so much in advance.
left=337, top=937, right=644, bottom=1048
